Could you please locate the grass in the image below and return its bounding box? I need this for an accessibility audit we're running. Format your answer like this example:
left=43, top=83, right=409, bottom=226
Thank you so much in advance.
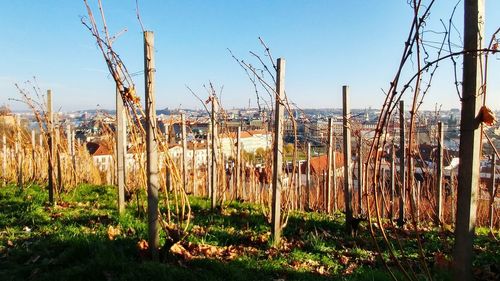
left=0, top=184, right=498, bottom=281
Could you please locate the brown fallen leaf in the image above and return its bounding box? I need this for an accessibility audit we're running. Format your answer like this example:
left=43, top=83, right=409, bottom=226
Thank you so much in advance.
left=57, top=202, right=70, bottom=208
left=136, top=239, right=149, bottom=260
left=107, top=225, right=121, bottom=240
left=479, top=106, right=496, bottom=126
left=170, top=242, right=192, bottom=260
left=316, top=265, right=327, bottom=275
left=290, top=260, right=301, bottom=269
left=190, top=225, right=206, bottom=236
left=339, top=255, right=350, bottom=265
left=222, top=246, right=239, bottom=261
left=344, top=263, right=358, bottom=275
left=137, top=239, right=149, bottom=251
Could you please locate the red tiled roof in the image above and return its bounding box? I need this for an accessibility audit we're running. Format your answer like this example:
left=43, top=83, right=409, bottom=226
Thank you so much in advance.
left=309, top=152, right=344, bottom=175
left=86, top=142, right=112, bottom=156
left=220, top=131, right=254, bottom=139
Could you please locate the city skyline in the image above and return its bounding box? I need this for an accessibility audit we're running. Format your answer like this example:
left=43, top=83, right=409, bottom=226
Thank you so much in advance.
left=1, top=1, right=499, bottom=112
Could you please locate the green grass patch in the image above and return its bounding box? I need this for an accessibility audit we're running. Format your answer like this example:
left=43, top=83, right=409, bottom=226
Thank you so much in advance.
left=0, top=184, right=498, bottom=280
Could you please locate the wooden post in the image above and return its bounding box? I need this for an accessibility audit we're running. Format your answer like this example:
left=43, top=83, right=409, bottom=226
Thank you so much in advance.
left=206, top=123, right=211, bottom=197
left=390, top=144, right=395, bottom=220
left=242, top=161, right=247, bottom=200
left=322, top=171, right=326, bottom=211
left=116, top=86, right=126, bottom=214
left=398, top=100, right=406, bottom=227
left=65, top=125, right=71, bottom=185
left=166, top=165, right=172, bottom=192
left=488, top=154, right=496, bottom=231
left=342, top=85, right=353, bottom=232
left=306, top=142, right=311, bottom=211
left=236, top=127, right=241, bottom=199
left=2, top=135, right=6, bottom=186
left=436, top=122, right=444, bottom=225
left=16, top=116, right=23, bottom=188
left=451, top=170, right=456, bottom=224
left=56, top=130, right=63, bottom=193
left=454, top=1, right=484, bottom=279
left=31, top=130, right=36, bottom=180
left=47, top=90, right=55, bottom=205
left=71, top=129, right=77, bottom=185
left=38, top=134, right=43, bottom=182
left=332, top=150, right=338, bottom=212
left=381, top=169, right=386, bottom=218
left=210, top=96, right=218, bottom=209
left=181, top=113, right=188, bottom=193
left=144, top=30, right=159, bottom=260
left=250, top=162, right=255, bottom=202
left=192, top=141, right=197, bottom=196
left=221, top=149, right=226, bottom=204
left=164, top=124, right=169, bottom=143
left=326, top=118, right=333, bottom=213
left=271, top=58, right=285, bottom=245
left=358, top=135, right=363, bottom=215
left=66, top=124, right=71, bottom=155
left=415, top=181, right=421, bottom=221
left=297, top=161, right=302, bottom=210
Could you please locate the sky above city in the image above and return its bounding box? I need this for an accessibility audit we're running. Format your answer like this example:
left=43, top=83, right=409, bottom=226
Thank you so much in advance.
left=1, top=1, right=499, bottom=112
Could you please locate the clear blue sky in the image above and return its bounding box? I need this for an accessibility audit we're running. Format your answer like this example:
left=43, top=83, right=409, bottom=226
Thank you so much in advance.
left=1, top=1, right=499, bottom=112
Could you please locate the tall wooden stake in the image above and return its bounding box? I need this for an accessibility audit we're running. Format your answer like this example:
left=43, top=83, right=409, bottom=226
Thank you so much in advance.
left=390, top=144, right=395, bottom=220
left=358, top=135, right=363, bottom=215
left=398, top=100, right=406, bottom=227
left=47, top=90, right=55, bottom=205
left=181, top=113, right=188, bottom=193
left=415, top=181, right=421, bottom=221
left=206, top=123, right=211, bottom=197
left=116, top=87, right=126, bottom=214
left=322, top=171, right=326, bottom=210
left=436, top=121, right=444, bottom=225
left=306, top=142, right=311, bottom=210
left=454, top=1, right=484, bottom=279
left=16, top=116, right=23, bottom=188
left=31, top=130, right=36, bottom=180
left=332, top=150, right=338, bottom=212
left=326, top=118, right=333, bottom=213
left=488, top=154, right=496, bottom=232
left=71, top=129, right=77, bottom=185
left=166, top=165, right=172, bottom=192
left=271, top=58, right=285, bottom=245
left=56, top=130, right=63, bottom=193
left=381, top=169, right=386, bottom=218
left=210, top=96, right=218, bottom=209
left=192, top=141, right=197, bottom=196
left=297, top=161, right=302, bottom=210
left=343, top=85, right=353, bottom=232
left=451, top=170, right=456, bottom=224
left=236, top=127, right=241, bottom=199
left=2, top=135, right=6, bottom=186
left=144, top=31, right=159, bottom=260
left=66, top=125, right=71, bottom=155
left=65, top=125, right=71, bottom=185
left=164, top=124, right=169, bottom=143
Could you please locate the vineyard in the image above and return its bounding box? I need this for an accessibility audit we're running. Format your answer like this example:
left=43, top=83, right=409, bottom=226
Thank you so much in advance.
left=1, top=1, right=499, bottom=281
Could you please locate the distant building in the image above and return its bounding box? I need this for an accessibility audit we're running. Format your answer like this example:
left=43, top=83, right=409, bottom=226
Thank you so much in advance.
left=219, top=129, right=272, bottom=158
